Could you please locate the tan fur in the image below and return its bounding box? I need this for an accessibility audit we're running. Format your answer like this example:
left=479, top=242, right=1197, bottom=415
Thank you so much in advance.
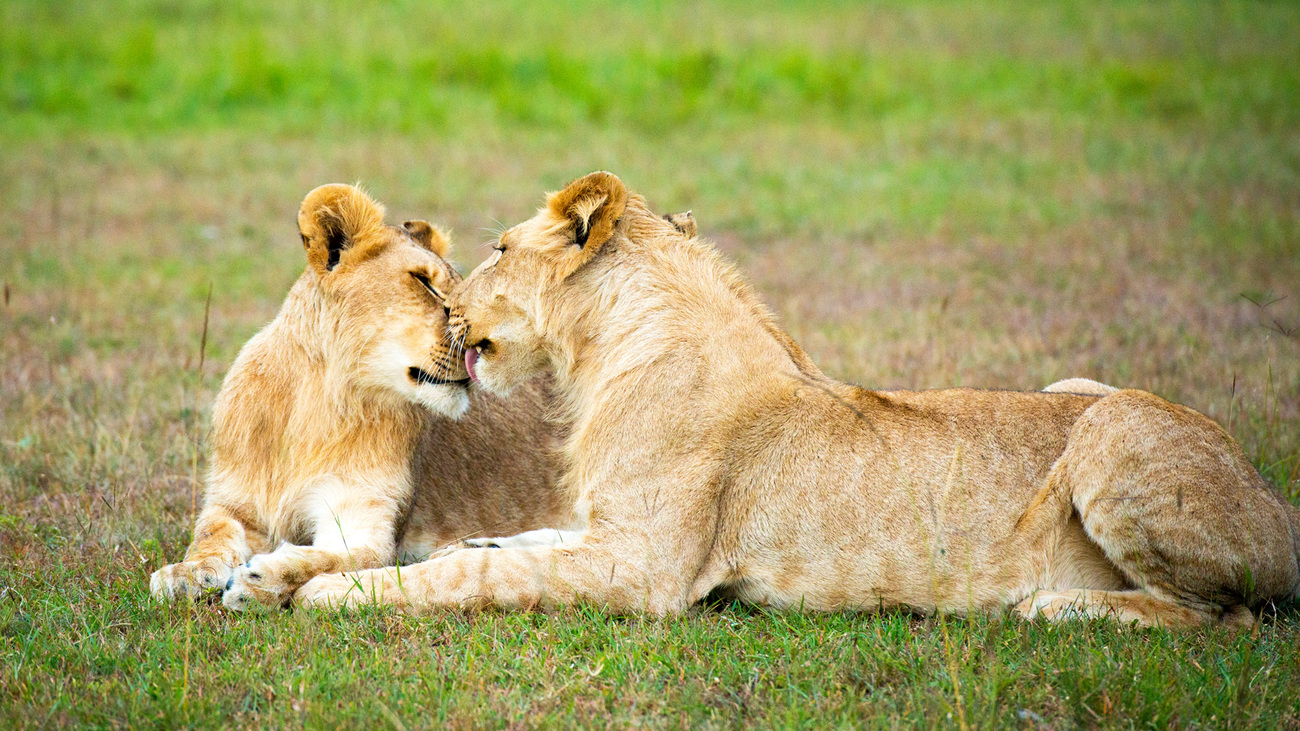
left=150, top=185, right=571, bottom=609
left=297, top=173, right=1300, bottom=627
left=1043, top=378, right=1119, bottom=396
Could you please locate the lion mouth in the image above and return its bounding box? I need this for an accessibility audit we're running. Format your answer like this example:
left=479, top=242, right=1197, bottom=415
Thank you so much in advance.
left=408, top=366, right=469, bottom=387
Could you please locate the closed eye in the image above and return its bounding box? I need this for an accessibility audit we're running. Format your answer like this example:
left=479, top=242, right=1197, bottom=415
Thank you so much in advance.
left=411, top=272, right=447, bottom=301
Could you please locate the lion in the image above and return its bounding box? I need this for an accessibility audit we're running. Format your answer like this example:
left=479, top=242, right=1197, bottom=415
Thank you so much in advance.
left=149, top=184, right=575, bottom=610
left=296, top=172, right=1300, bottom=626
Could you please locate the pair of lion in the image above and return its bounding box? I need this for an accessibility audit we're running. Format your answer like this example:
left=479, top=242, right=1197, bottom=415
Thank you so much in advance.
left=152, top=173, right=1300, bottom=627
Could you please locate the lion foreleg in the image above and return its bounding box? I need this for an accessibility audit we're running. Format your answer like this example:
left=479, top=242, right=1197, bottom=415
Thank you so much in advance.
left=150, top=504, right=271, bottom=601
left=296, top=538, right=689, bottom=616
left=223, top=491, right=399, bottom=611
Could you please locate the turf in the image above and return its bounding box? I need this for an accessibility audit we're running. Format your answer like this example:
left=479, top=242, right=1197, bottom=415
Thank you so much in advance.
left=1, top=0, right=1298, bottom=727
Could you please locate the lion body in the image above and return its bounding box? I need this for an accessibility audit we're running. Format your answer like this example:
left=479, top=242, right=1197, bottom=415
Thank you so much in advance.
left=299, top=173, right=1300, bottom=626
left=203, top=283, right=568, bottom=560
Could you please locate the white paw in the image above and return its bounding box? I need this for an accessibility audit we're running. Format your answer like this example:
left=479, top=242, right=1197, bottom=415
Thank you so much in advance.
left=222, top=554, right=292, bottom=611
left=447, top=529, right=581, bottom=552
left=150, top=560, right=234, bottom=601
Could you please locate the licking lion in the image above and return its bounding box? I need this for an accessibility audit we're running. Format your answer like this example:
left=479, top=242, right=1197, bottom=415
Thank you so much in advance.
left=297, top=172, right=1300, bottom=627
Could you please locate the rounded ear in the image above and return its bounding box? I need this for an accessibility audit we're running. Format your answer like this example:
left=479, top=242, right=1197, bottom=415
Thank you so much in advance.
left=403, top=219, right=451, bottom=258
left=547, top=171, right=628, bottom=253
left=663, top=210, right=697, bottom=238
left=297, top=184, right=386, bottom=276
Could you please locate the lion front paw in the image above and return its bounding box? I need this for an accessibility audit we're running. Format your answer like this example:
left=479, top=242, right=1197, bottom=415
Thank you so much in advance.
left=295, top=570, right=406, bottom=611
left=150, top=559, right=234, bottom=601
left=222, top=553, right=296, bottom=611
left=293, top=573, right=361, bottom=610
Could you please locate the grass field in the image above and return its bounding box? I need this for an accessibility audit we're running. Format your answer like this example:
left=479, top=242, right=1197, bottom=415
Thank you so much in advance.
left=2, top=0, right=1299, bottom=727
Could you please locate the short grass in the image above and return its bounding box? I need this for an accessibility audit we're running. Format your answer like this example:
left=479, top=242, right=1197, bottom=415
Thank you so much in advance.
left=2, top=0, right=1299, bottom=727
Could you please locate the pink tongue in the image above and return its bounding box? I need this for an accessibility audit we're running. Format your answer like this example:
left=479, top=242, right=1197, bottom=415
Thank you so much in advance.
left=465, top=348, right=479, bottom=383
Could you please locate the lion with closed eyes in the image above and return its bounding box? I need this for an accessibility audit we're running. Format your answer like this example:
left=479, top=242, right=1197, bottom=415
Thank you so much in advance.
left=150, top=184, right=574, bottom=610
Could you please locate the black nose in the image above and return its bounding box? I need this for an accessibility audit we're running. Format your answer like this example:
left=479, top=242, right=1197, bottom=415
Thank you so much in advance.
left=225, top=576, right=234, bottom=591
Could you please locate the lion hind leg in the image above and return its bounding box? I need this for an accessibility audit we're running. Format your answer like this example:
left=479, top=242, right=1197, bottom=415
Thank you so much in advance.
left=1013, top=589, right=1237, bottom=627
left=1058, top=390, right=1300, bottom=616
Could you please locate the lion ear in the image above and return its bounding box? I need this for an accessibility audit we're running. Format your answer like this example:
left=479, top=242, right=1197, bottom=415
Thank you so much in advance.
left=297, top=184, right=386, bottom=276
left=547, top=171, right=628, bottom=255
left=663, top=210, right=696, bottom=238
left=402, top=219, right=451, bottom=258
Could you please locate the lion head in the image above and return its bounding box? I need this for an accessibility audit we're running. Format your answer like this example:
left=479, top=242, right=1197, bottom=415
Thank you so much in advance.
left=447, top=171, right=694, bottom=395
left=297, top=183, right=470, bottom=416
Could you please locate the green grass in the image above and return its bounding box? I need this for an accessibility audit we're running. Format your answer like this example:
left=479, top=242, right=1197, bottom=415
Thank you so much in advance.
left=4, top=572, right=1299, bottom=728
left=2, top=0, right=1299, bottom=727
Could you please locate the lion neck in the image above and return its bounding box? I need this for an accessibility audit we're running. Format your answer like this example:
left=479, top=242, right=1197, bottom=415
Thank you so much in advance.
left=539, top=231, right=813, bottom=434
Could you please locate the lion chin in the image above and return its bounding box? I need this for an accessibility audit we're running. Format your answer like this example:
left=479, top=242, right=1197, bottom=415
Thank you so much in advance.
left=411, top=380, right=470, bottom=420
left=299, top=171, right=1300, bottom=627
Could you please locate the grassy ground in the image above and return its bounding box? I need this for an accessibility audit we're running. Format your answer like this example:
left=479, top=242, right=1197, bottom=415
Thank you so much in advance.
left=2, top=0, right=1299, bottom=727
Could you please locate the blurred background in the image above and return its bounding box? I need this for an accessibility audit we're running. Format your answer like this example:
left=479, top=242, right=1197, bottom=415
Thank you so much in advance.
left=1, top=0, right=1298, bottom=725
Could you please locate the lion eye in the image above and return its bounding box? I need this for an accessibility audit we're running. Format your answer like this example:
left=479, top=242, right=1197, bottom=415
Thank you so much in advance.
left=411, top=272, right=446, bottom=300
